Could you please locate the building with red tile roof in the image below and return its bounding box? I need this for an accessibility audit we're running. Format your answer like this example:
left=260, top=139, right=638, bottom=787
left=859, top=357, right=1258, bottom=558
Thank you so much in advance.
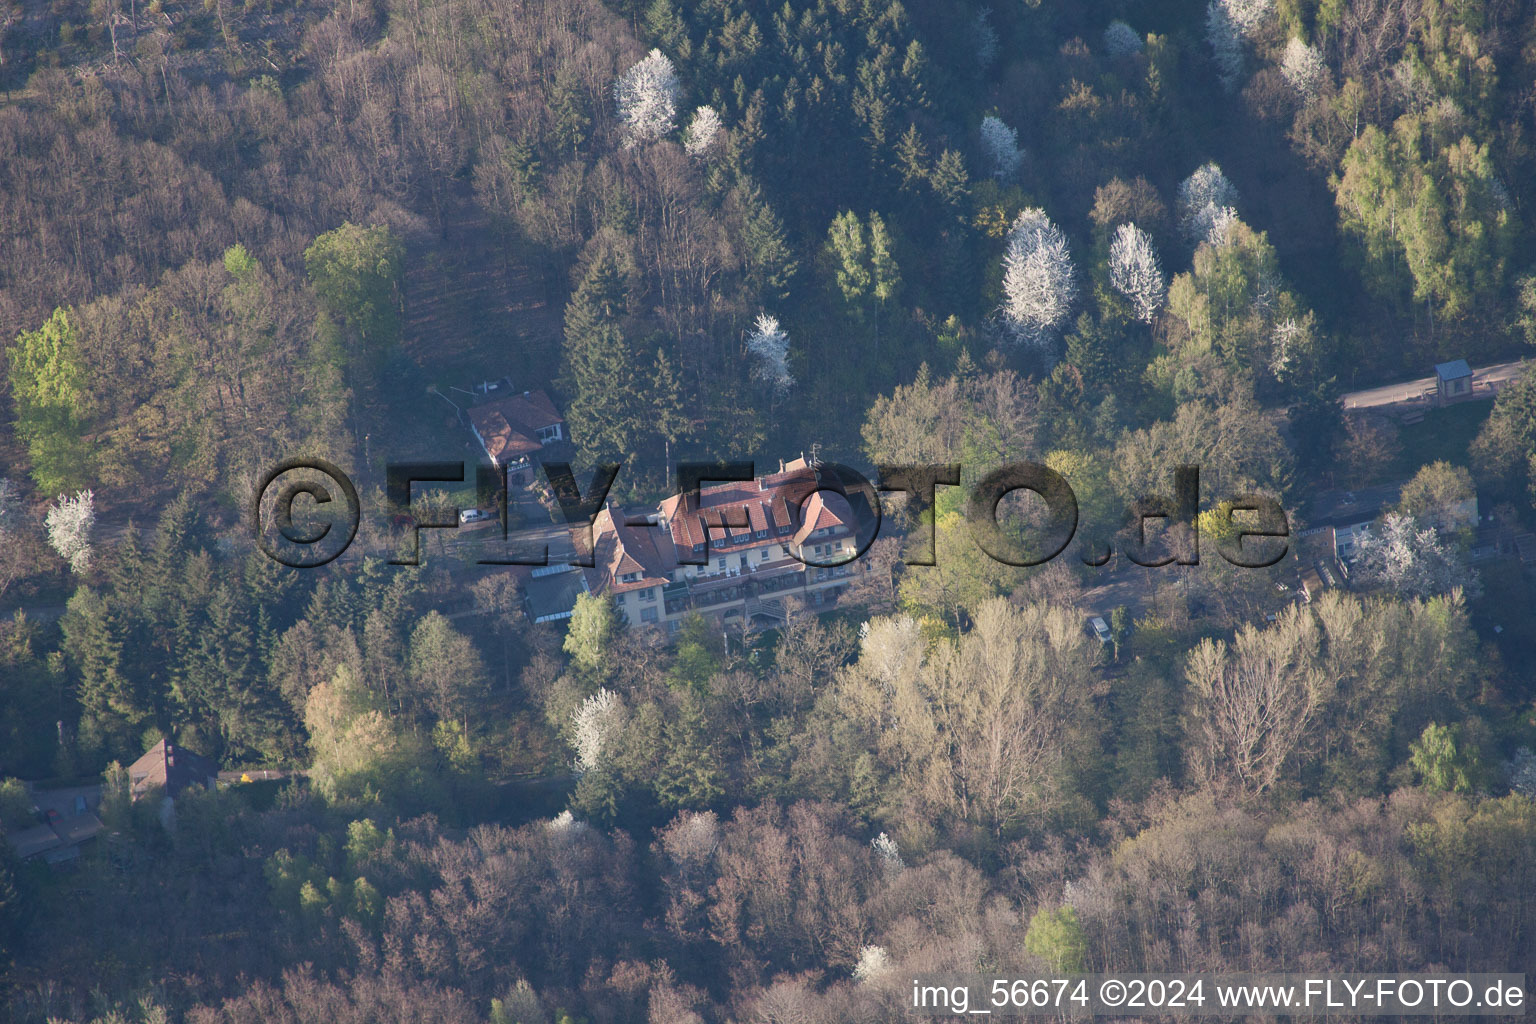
left=467, top=390, right=566, bottom=482
left=579, top=457, right=866, bottom=630
left=128, top=738, right=218, bottom=800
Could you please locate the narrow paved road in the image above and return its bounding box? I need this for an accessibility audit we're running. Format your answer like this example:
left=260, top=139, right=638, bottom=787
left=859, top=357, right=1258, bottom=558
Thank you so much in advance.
left=1341, top=359, right=1528, bottom=412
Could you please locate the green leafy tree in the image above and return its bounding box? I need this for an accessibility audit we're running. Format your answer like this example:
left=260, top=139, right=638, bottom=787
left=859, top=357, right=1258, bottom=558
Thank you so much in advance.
left=560, top=246, right=674, bottom=467
left=669, top=615, right=721, bottom=693
left=1471, top=369, right=1536, bottom=501
left=893, top=124, right=929, bottom=197
left=827, top=210, right=871, bottom=314
left=1158, top=217, right=1319, bottom=398
left=305, top=663, right=419, bottom=803
left=868, top=212, right=900, bottom=349
left=60, top=588, right=147, bottom=762
left=1024, top=904, right=1087, bottom=972
left=655, top=691, right=725, bottom=809
left=735, top=179, right=797, bottom=303
left=7, top=307, right=91, bottom=492
left=868, top=212, right=900, bottom=312
left=1109, top=605, right=1131, bottom=659
left=1409, top=722, right=1482, bottom=794
left=929, top=149, right=971, bottom=214
left=0, top=778, right=30, bottom=831
left=344, top=818, right=389, bottom=870
left=1398, top=461, right=1476, bottom=540
left=406, top=611, right=488, bottom=732
left=1335, top=117, right=1514, bottom=323
left=564, top=593, right=618, bottom=678
left=304, top=223, right=404, bottom=358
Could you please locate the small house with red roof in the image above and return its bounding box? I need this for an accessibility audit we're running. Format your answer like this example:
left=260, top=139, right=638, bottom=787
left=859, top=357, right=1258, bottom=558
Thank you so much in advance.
left=467, top=389, right=566, bottom=484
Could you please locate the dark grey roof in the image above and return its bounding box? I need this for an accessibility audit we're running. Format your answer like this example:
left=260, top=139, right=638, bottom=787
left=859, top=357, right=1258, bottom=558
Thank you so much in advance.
left=6, top=823, right=62, bottom=859
left=525, top=568, right=586, bottom=623
left=1304, top=481, right=1405, bottom=529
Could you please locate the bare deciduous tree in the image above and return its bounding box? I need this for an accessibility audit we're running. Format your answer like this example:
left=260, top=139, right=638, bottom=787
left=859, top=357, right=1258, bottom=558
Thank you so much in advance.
left=1184, top=607, right=1319, bottom=795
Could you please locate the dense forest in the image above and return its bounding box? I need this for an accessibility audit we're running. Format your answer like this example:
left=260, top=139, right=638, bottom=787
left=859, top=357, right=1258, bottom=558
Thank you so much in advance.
left=2, top=0, right=1536, bottom=1018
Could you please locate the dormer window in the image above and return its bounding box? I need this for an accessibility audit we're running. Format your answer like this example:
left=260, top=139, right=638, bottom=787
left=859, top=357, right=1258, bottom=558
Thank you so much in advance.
left=620, top=571, right=641, bottom=583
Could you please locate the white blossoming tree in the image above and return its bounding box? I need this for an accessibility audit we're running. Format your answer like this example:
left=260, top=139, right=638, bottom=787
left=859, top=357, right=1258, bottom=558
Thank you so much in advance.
left=871, top=831, right=903, bottom=870
left=1206, top=0, right=1244, bottom=90
left=1353, top=512, right=1480, bottom=600
left=746, top=313, right=794, bottom=396
left=683, top=105, right=722, bottom=158
left=1108, top=222, right=1166, bottom=322
left=46, top=488, right=94, bottom=573
left=1206, top=0, right=1272, bottom=90
left=546, top=809, right=587, bottom=835
left=614, top=48, right=680, bottom=148
left=979, top=115, right=1022, bottom=181
left=1203, top=205, right=1242, bottom=247
left=1177, top=162, right=1240, bottom=241
left=1280, top=36, right=1326, bottom=99
left=1508, top=747, right=1536, bottom=796
left=853, top=944, right=893, bottom=984
left=1221, top=0, right=1274, bottom=37
left=570, top=687, right=624, bottom=774
left=1001, top=208, right=1076, bottom=348
left=1103, top=20, right=1142, bottom=58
